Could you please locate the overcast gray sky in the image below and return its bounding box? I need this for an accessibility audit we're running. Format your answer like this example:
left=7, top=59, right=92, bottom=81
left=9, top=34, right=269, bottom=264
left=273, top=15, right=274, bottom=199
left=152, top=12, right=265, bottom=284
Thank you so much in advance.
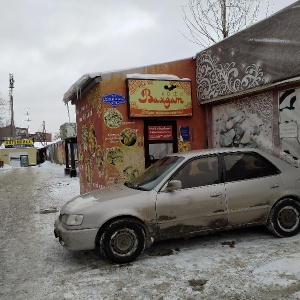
left=0, top=0, right=297, bottom=135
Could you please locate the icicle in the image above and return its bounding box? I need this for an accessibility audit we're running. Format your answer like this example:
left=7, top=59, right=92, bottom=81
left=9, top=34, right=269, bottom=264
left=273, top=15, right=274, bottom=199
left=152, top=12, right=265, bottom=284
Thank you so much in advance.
left=66, top=102, right=70, bottom=123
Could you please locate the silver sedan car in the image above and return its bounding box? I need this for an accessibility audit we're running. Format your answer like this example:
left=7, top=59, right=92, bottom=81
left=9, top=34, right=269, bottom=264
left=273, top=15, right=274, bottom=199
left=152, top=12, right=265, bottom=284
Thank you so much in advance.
left=54, top=148, right=300, bottom=263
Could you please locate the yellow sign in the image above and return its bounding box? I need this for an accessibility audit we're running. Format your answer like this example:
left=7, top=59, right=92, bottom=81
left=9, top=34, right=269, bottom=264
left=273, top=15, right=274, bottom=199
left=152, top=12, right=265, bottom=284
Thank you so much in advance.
left=127, top=79, right=192, bottom=117
left=4, top=139, right=34, bottom=147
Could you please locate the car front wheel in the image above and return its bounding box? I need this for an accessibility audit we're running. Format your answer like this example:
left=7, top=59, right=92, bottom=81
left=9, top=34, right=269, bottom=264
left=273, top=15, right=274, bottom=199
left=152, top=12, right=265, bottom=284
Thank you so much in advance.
left=99, top=219, right=146, bottom=264
left=267, top=198, right=300, bottom=237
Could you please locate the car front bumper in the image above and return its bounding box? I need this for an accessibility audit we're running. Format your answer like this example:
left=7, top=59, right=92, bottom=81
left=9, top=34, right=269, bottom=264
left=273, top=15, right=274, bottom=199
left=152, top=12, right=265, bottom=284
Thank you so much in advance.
left=54, top=218, right=99, bottom=251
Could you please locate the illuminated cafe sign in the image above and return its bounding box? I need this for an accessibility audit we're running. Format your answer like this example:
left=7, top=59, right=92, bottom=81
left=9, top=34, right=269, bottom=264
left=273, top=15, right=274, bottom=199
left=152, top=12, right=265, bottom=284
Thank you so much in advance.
left=4, top=139, right=34, bottom=148
left=126, top=79, right=192, bottom=117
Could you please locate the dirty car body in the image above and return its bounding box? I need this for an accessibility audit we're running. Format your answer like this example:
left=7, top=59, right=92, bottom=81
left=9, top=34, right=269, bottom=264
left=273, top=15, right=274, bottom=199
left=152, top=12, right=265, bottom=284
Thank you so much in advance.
left=54, top=148, right=300, bottom=263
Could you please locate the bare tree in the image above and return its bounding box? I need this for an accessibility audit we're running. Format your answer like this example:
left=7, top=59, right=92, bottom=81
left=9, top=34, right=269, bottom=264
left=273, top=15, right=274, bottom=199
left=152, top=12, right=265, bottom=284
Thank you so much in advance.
left=0, top=93, right=10, bottom=128
left=182, top=0, right=261, bottom=48
left=52, top=132, right=61, bottom=141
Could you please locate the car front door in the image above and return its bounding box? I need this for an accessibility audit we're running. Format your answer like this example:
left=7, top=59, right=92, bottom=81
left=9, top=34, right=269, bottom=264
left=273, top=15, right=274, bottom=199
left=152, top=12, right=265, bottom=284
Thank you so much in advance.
left=223, top=152, right=283, bottom=226
left=156, top=155, right=228, bottom=240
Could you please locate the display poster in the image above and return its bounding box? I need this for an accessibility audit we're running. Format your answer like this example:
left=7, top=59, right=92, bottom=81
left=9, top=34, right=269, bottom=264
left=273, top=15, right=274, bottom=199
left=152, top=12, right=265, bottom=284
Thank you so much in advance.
left=279, top=122, right=298, bottom=138
left=103, top=106, right=144, bottom=186
left=148, top=126, right=173, bottom=141
left=77, top=84, right=145, bottom=194
left=127, top=79, right=192, bottom=117
left=76, top=85, right=106, bottom=193
left=180, top=126, right=190, bottom=141
left=279, top=88, right=300, bottom=164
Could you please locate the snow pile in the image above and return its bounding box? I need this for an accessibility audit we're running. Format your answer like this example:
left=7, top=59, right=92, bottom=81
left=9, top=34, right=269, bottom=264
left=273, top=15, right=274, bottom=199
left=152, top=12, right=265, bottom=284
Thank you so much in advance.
left=0, top=164, right=13, bottom=171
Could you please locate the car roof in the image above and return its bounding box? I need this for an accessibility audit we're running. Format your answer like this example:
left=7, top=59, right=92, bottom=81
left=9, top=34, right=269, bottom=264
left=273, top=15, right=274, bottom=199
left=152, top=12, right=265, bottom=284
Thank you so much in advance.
left=168, top=147, right=263, bottom=159
left=167, top=147, right=298, bottom=171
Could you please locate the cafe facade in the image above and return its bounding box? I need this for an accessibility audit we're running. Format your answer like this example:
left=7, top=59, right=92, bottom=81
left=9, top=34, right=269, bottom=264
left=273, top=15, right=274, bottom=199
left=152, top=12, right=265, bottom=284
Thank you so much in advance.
left=63, top=58, right=206, bottom=193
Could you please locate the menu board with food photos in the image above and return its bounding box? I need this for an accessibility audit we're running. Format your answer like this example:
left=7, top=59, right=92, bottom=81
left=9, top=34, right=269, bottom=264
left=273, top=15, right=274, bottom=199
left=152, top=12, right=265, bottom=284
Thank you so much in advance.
left=103, top=105, right=144, bottom=186
left=76, top=84, right=147, bottom=194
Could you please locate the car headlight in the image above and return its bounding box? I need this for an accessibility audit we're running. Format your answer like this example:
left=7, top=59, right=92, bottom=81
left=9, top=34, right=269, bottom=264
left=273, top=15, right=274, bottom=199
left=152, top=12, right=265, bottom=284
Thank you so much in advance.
left=61, top=214, right=84, bottom=226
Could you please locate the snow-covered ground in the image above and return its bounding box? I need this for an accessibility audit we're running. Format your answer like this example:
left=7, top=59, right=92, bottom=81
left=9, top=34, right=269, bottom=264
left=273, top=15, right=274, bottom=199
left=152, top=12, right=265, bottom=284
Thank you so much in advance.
left=1, top=162, right=300, bottom=300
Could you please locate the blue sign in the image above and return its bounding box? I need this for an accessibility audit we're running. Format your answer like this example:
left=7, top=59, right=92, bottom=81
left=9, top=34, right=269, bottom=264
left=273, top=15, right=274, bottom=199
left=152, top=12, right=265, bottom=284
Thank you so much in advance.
left=180, top=126, right=190, bottom=141
left=103, top=93, right=126, bottom=107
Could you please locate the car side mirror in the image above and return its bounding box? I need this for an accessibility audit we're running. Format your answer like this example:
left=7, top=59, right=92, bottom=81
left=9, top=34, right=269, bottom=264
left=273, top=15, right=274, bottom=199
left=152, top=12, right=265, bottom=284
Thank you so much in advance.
left=166, top=180, right=182, bottom=192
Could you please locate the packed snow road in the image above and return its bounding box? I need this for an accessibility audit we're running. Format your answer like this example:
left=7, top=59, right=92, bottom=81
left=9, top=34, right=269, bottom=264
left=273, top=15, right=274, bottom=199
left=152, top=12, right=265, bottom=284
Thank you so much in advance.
left=1, top=162, right=300, bottom=300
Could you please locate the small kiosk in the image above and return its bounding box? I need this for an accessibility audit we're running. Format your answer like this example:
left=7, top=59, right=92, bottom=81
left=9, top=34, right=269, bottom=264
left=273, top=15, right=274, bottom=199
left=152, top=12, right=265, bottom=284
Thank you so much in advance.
left=0, top=139, right=37, bottom=167
left=60, top=123, right=77, bottom=177
left=63, top=58, right=207, bottom=194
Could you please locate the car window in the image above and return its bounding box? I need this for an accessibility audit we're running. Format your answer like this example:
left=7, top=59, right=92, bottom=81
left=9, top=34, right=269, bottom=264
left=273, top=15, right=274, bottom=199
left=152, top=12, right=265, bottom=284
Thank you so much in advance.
left=224, top=152, right=280, bottom=183
left=172, top=155, right=219, bottom=189
left=129, top=156, right=184, bottom=190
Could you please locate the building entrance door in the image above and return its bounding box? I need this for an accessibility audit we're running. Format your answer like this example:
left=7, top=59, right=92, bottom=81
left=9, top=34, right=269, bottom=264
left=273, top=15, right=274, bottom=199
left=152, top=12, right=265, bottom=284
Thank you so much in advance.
left=20, top=155, right=29, bottom=167
left=9, top=152, right=27, bottom=167
left=144, top=120, right=178, bottom=168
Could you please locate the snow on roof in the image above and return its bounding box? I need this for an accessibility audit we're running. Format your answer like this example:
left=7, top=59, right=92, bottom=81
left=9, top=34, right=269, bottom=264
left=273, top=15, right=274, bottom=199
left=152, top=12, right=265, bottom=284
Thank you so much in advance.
left=34, top=140, right=60, bottom=149
left=0, top=142, right=56, bottom=149
left=63, top=72, right=101, bottom=104
left=127, top=73, right=191, bottom=81
left=63, top=71, right=193, bottom=105
left=34, top=142, right=44, bottom=149
left=62, top=55, right=196, bottom=105
left=249, top=38, right=300, bottom=45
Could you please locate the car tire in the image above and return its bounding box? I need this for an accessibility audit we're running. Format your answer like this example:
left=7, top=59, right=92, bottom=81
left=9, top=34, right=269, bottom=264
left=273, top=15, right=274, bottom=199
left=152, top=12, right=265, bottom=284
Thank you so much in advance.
left=267, top=198, right=300, bottom=237
left=99, top=219, right=146, bottom=264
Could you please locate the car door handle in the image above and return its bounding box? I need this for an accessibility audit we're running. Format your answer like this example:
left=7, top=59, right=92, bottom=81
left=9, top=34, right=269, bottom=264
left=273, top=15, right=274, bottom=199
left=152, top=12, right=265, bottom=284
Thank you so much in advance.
left=210, top=192, right=222, bottom=197
left=270, top=183, right=279, bottom=189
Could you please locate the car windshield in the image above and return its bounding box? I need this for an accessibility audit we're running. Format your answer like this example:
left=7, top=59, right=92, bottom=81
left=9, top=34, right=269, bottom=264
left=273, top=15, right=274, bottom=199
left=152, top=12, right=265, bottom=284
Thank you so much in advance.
left=125, top=156, right=184, bottom=191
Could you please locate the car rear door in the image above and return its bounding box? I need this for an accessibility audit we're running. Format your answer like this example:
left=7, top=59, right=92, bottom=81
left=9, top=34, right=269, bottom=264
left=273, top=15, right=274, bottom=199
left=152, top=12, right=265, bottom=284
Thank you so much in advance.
left=156, top=155, right=228, bottom=239
left=222, top=152, right=283, bottom=226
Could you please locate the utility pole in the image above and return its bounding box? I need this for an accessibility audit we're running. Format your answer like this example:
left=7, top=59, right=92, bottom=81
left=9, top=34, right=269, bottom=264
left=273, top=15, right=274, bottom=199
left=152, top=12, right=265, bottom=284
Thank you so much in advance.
left=9, top=73, right=15, bottom=138
left=24, top=107, right=32, bottom=137
left=41, top=121, right=47, bottom=146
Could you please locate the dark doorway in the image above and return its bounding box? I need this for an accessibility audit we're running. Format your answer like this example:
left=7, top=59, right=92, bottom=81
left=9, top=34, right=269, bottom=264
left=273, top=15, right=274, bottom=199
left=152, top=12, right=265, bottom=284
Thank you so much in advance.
left=144, top=120, right=178, bottom=168
left=20, top=155, right=29, bottom=167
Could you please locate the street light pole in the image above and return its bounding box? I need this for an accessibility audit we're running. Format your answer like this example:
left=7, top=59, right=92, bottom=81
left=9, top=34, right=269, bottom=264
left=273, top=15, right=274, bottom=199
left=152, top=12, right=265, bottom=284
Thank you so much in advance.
left=9, top=73, right=15, bottom=138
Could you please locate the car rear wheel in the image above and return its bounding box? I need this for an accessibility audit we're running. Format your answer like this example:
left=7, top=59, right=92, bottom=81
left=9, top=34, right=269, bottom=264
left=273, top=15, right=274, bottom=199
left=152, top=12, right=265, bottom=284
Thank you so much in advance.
left=267, top=198, right=300, bottom=237
left=99, top=219, right=145, bottom=264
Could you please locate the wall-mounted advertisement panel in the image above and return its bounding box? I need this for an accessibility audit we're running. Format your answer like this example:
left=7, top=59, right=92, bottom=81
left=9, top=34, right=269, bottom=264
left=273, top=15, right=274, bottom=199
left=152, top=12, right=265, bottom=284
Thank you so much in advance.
left=127, top=79, right=192, bottom=117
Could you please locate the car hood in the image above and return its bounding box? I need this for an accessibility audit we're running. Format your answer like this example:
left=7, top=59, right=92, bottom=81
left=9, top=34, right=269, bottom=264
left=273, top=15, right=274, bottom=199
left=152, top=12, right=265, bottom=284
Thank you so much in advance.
left=60, top=184, right=144, bottom=215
